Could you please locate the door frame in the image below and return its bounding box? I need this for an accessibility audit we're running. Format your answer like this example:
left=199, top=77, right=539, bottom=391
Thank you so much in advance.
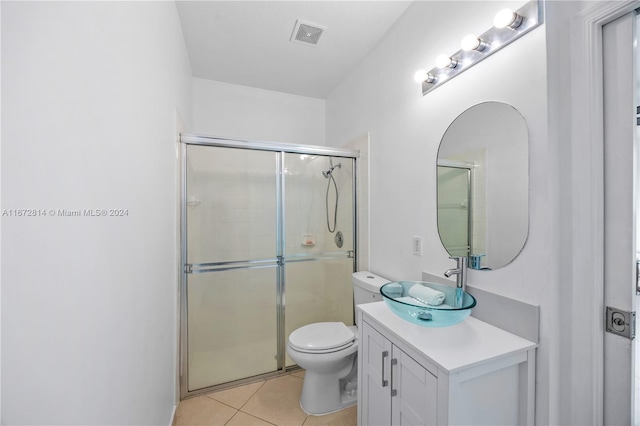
left=603, top=10, right=637, bottom=424
left=570, top=1, right=640, bottom=423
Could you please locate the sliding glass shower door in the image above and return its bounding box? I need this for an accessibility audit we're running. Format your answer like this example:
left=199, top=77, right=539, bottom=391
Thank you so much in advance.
left=181, top=137, right=357, bottom=396
left=184, top=145, right=280, bottom=392
left=282, top=153, right=355, bottom=367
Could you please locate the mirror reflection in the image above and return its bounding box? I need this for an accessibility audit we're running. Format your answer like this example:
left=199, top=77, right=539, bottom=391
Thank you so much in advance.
left=437, top=102, right=528, bottom=270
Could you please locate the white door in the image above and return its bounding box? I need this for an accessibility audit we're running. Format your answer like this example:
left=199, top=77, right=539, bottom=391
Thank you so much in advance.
left=603, top=10, right=638, bottom=425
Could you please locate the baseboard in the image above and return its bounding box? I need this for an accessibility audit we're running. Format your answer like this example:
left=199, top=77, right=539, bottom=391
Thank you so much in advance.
left=169, top=404, right=177, bottom=426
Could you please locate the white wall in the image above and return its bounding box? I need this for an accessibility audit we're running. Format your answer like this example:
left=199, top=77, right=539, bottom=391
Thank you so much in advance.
left=326, top=1, right=556, bottom=423
left=1, top=2, right=191, bottom=424
left=327, top=0, right=548, bottom=300
left=191, top=78, right=326, bottom=146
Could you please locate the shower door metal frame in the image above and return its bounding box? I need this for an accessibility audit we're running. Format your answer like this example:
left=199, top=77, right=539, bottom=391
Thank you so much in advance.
left=179, top=134, right=359, bottom=399
left=437, top=160, right=473, bottom=257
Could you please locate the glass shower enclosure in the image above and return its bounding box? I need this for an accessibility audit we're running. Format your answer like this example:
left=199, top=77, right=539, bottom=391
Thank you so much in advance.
left=180, top=135, right=358, bottom=397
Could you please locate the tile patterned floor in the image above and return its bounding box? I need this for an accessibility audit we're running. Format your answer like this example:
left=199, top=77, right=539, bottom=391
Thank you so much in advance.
left=174, top=371, right=357, bottom=426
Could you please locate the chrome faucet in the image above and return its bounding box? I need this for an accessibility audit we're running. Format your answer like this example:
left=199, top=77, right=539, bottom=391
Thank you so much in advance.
left=444, top=256, right=468, bottom=292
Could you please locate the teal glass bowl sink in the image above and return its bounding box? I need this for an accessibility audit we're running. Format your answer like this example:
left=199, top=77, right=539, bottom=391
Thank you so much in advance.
left=380, top=281, right=476, bottom=327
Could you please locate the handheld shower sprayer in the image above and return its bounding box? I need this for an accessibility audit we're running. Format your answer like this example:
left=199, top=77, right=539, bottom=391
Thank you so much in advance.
left=322, top=160, right=342, bottom=233
left=322, top=163, right=341, bottom=178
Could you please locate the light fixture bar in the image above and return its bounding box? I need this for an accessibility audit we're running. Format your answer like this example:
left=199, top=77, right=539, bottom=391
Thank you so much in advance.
left=419, top=0, right=543, bottom=96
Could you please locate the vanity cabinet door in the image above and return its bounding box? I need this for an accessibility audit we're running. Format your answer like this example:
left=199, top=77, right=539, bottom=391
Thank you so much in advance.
left=361, top=322, right=392, bottom=426
left=391, top=348, right=437, bottom=425
left=361, top=321, right=438, bottom=426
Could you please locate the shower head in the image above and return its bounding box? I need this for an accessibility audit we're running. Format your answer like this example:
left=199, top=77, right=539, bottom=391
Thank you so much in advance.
left=322, top=163, right=341, bottom=178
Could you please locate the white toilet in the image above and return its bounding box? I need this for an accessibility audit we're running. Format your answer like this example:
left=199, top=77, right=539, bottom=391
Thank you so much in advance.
left=286, top=271, right=390, bottom=415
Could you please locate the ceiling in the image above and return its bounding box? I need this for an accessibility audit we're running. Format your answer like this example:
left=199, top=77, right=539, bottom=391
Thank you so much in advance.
left=176, top=1, right=413, bottom=99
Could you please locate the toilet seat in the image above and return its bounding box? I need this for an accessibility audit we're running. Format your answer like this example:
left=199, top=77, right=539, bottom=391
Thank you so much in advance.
left=288, top=322, right=355, bottom=353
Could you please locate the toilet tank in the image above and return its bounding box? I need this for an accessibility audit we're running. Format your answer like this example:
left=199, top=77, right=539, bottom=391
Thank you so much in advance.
left=352, top=271, right=390, bottom=306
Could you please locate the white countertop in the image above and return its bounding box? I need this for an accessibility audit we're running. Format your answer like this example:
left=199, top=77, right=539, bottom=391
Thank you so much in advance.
left=357, top=301, right=537, bottom=373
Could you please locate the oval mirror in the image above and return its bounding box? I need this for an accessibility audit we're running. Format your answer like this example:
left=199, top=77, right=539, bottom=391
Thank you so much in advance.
left=437, top=102, right=528, bottom=270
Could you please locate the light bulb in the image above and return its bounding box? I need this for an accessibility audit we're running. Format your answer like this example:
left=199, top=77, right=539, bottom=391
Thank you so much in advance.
left=493, top=8, right=523, bottom=29
left=435, top=54, right=456, bottom=69
left=414, top=69, right=428, bottom=83
left=461, top=34, right=484, bottom=51
left=414, top=69, right=436, bottom=84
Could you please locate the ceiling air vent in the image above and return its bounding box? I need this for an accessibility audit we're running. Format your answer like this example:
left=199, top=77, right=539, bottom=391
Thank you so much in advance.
left=290, top=19, right=326, bottom=47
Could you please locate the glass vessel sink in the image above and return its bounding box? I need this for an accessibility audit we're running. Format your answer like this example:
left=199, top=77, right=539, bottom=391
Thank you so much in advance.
left=380, top=281, right=476, bottom=327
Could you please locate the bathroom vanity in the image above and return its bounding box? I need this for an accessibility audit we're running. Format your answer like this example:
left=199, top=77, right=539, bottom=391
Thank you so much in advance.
left=357, top=302, right=537, bottom=425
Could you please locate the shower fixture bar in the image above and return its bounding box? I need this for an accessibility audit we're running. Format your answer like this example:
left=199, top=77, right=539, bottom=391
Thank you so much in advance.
left=286, top=252, right=354, bottom=264
left=190, top=258, right=279, bottom=268
left=187, top=253, right=355, bottom=272
left=190, top=264, right=278, bottom=274
left=187, top=258, right=279, bottom=274
left=181, top=134, right=359, bottom=159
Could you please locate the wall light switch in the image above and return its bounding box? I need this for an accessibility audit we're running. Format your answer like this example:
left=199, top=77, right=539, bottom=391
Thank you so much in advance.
left=412, top=236, right=422, bottom=256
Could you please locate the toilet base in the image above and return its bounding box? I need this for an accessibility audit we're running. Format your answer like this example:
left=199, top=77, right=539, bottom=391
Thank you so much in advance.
left=286, top=323, right=359, bottom=416
left=299, top=368, right=358, bottom=416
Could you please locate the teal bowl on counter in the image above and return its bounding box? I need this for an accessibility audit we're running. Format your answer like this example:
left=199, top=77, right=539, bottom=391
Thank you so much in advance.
left=379, top=281, right=476, bottom=327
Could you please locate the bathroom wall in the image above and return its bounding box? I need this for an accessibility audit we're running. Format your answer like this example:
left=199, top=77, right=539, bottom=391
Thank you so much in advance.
left=191, top=77, right=326, bottom=146
left=1, top=2, right=192, bottom=424
left=327, top=0, right=546, bottom=300
left=325, top=0, right=555, bottom=423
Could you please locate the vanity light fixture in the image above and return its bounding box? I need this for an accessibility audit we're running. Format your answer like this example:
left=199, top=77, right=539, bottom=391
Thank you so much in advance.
left=415, top=0, right=543, bottom=96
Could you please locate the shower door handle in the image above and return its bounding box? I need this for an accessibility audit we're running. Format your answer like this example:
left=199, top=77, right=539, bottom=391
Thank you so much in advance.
left=381, top=350, right=389, bottom=387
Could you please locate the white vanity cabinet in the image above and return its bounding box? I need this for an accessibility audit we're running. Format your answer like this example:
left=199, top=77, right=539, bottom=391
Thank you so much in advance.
left=357, top=302, right=537, bottom=426
left=361, top=321, right=438, bottom=425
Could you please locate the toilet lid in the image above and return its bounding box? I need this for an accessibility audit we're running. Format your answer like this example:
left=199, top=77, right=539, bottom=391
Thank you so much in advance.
left=288, top=322, right=355, bottom=352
